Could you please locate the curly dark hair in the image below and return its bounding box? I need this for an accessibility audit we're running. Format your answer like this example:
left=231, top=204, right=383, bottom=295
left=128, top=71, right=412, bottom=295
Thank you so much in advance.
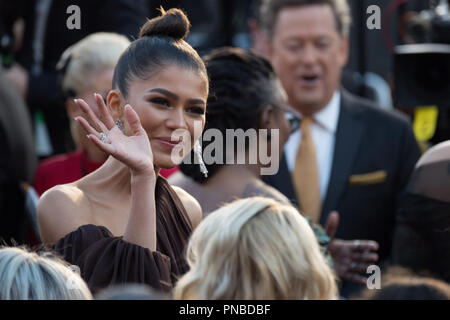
left=178, top=47, right=282, bottom=183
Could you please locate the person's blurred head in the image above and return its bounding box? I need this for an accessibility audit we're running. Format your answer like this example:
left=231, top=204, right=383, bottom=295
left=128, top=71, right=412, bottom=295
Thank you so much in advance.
left=95, top=283, right=170, bottom=300
left=178, top=47, right=293, bottom=183
left=59, top=32, right=130, bottom=152
left=174, top=197, right=338, bottom=300
left=259, top=0, right=351, bottom=115
left=108, top=8, right=208, bottom=170
left=248, top=0, right=271, bottom=57
left=393, top=140, right=450, bottom=283
left=0, top=246, right=92, bottom=300
left=357, top=267, right=450, bottom=300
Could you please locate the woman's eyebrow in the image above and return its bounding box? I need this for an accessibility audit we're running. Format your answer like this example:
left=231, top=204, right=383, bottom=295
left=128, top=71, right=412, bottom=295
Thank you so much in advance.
left=147, top=88, right=205, bottom=105
left=147, top=88, right=178, bottom=100
left=188, top=99, right=206, bottom=105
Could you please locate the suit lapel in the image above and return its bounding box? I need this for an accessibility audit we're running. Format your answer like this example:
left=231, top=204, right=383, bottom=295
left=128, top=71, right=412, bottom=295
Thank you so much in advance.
left=320, top=90, right=364, bottom=225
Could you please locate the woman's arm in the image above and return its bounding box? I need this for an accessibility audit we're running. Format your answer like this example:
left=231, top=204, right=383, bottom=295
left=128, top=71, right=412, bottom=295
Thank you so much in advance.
left=75, top=95, right=158, bottom=251
left=124, top=173, right=157, bottom=251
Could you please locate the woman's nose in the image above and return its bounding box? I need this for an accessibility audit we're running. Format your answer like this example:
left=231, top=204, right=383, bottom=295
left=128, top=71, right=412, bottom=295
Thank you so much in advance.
left=166, top=107, right=188, bottom=130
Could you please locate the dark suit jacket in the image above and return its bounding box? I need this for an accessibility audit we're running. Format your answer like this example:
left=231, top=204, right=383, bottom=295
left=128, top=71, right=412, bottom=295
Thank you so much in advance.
left=264, top=89, right=421, bottom=261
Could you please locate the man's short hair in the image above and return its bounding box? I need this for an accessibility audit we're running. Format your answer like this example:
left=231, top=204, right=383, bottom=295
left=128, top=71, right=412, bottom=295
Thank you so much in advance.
left=259, top=0, right=352, bottom=38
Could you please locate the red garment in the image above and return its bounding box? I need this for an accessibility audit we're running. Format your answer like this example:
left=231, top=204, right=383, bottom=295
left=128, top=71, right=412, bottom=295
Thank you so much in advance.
left=159, top=166, right=178, bottom=179
left=34, top=151, right=178, bottom=196
left=34, top=150, right=104, bottom=196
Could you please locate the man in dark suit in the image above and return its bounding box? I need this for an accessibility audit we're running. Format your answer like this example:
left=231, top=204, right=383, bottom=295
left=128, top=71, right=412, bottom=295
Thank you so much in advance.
left=258, top=0, right=421, bottom=295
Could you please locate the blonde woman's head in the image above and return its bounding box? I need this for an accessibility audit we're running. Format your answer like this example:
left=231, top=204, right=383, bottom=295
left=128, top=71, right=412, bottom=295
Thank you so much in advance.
left=59, top=32, right=130, bottom=97
left=0, top=247, right=92, bottom=300
left=58, top=32, right=130, bottom=149
left=174, top=197, right=338, bottom=300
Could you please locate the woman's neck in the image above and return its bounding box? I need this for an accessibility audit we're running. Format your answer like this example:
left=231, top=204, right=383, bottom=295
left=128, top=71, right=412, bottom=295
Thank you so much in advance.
left=206, top=164, right=261, bottom=188
left=220, top=149, right=263, bottom=180
left=83, top=144, right=108, bottom=163
left=78, top=156, right=132, bottom=196
left=78, top=156, right=162, bottom=194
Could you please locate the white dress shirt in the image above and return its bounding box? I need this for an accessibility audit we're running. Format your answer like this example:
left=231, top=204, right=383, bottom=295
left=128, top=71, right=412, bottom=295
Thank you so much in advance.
left=285, top=91, right=341, bottom=200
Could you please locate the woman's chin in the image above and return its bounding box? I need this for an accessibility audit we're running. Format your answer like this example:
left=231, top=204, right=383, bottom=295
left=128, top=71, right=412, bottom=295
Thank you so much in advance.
left=153, top=153, right=182, bottom=170
left=152, top=142, right=190, bottom=169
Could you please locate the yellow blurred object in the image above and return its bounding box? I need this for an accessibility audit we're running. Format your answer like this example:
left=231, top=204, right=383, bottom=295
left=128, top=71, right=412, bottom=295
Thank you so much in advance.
left=413, top=106, right=438, bottom=142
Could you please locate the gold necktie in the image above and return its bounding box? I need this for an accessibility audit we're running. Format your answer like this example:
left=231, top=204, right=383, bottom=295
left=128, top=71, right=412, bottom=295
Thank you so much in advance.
left=292, top=117, right=321, bottom=222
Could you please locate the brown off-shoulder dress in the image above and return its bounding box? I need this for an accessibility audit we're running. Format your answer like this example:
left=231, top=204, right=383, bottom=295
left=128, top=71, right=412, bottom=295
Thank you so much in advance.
left=53, top=176, right=192, bottom=294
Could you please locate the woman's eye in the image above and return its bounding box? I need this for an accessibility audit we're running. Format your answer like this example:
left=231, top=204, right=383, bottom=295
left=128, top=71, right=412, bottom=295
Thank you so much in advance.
left=187, top=107, right=205, bottom=115
left=150, top=98, right=170, bottom=107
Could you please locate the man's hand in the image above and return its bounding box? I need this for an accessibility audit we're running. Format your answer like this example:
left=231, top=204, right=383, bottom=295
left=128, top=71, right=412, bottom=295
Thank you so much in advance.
left=325, top=211, right=379, bottom=284
left=5, top=63, right=29, bottom=98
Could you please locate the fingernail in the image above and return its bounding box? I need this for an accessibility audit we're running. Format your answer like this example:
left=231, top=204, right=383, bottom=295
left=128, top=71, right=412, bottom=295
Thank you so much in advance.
left=74, top=99, right=78, bottom=103
left=74, top=116, right=79, bottom=121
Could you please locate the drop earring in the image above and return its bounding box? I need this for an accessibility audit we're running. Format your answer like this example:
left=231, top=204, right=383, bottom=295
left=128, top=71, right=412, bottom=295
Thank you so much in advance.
left=194, top=140, right=208, bottom=178
left=116, top=119, right=125, bottom=134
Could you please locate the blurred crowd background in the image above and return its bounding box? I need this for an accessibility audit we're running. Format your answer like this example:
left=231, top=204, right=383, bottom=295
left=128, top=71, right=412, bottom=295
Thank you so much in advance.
left=1, top=0, right=450, bottom=300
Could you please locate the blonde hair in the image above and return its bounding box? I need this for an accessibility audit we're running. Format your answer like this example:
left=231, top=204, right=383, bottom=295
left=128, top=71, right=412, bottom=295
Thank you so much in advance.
left=59, top=32, right=130, bottom=95
left=0, top=247, right=92, bottom=300
left=174, top=197, right=338, bottom=300
left=58, top=32, right=130, bottom=148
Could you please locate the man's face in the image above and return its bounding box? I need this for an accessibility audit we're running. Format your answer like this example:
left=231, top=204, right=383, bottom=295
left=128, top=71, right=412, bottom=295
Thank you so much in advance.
left=268, top=5, right=349, bottom=115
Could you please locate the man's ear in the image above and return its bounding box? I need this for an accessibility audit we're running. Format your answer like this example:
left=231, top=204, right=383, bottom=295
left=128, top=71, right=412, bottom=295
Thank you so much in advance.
left=259, top=107, right=273, bottom=130
left=107, top=90, right=124, bottom=120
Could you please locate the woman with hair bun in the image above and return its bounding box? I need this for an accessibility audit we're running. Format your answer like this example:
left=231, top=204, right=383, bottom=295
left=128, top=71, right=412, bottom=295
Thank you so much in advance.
left=37, top=8, right=208, bottom=293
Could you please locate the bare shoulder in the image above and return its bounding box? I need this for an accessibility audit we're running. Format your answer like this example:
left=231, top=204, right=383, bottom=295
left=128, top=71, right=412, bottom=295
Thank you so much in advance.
left=37, top=184, right=91, bottom=245
left=171, top=185, right=203, bottom=229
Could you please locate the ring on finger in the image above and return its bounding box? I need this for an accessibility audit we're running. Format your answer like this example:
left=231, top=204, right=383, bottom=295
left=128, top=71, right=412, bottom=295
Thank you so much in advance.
left=100, top=132, right=107, bottom=143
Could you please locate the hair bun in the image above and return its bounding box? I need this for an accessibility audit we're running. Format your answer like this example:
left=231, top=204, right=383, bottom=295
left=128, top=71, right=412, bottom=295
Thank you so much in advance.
left=139, top=8, right=191, bottom=41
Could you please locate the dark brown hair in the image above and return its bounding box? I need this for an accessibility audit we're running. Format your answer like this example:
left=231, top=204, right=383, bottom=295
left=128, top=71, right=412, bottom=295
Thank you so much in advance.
left=112, top=8, right=207, bottom=98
